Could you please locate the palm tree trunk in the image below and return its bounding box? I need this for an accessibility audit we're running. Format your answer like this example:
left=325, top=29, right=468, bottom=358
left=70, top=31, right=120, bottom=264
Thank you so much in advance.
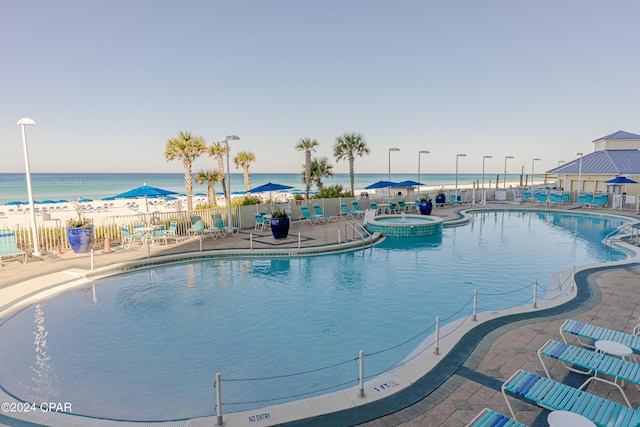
left=243, top=166, right=251, bottom=192
left=349, top=156, right=355, bottom=196
left=217, top=154, right=228, bottom=206
left=305, top=151, right=311, bottom=200
left=184, top=159, right=193, bottom=211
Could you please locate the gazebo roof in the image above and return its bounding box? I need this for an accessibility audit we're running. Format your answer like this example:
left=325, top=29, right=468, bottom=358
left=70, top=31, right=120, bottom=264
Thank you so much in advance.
left=592, top=130, right=640, bottom=142
left=547, top=149, right=640, bottom=175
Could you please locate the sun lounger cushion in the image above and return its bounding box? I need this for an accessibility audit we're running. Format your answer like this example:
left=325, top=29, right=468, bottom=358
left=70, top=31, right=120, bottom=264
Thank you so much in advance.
left=561, top=319, right=640, bottom=354
left=466, top=408, right=527, bottom=427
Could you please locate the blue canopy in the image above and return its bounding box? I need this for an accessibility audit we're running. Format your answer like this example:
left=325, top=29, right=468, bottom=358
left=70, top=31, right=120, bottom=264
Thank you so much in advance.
left=394, top=180, right=424, bottom=187
left=249, top=182, right=294, bottom=193
left=5, top=201, right=26, bottom=206
left=605, top=176, right=637, bottom=184
left=112, top=185, right=178, bottom=213
left=77, top=197, right=93, bottom=203
left=364, top=180, right=397, bottom=190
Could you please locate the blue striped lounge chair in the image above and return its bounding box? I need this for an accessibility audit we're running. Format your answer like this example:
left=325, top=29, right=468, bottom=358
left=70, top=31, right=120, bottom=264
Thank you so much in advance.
left=300, top=206, right=323, bottom=224
left=313, top=204, right=335, bottom=221
left=466, top=408, right=527, bottom=427
left=340, top=203, right=355, bottom=219
left=351, top=200, right=366, bottom=216
left=212, top=213, right=239, bottom=237
left=560, top=319, right=640, bottom=354
left=0, top=230, right=27, bottom=267
left=502, top=369, right=640, bottom=426
left=538, top=339, right=640, bottom=408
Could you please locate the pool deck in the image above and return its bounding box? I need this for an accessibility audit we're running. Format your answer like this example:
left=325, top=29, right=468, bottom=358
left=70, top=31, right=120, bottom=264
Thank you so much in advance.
left=1, top=202, right=640, bottom=427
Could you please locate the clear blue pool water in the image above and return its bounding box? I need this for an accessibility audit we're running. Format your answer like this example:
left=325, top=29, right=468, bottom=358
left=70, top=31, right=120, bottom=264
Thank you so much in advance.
left=0, top=211, right=631, bottom=421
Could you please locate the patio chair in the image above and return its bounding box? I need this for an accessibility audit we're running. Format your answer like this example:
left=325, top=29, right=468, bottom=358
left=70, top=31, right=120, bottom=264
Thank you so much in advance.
left=370, top=202, right=379, bottom=213
left=300, top=206, right=323, bottom=224
left=350, top=201, right=366, bottom=216
left=211, top=213, right=239, bottom=237
left=313, top=204, right=335, bottom=221
left=165, top=221, right=179, bottom=243
left=121, top=226, right=143, bottom=249
left=0, top=230, right=27, bottom=267
left=152, top=225, right=167, bottom=246
left=397, top=200, right=407, bottom=213
left=191, top=219, right=218, bottom=239
left=466, top=408, right=527, bottom=427
left=502, top=369, right=640, bottom=426
left=560, top=319, right=640, bottom=354
left=255, top=212, right=269, bottom=231
left=385, top=202, right=397, bottom=214
left=340, top=203, right=355, bottom=218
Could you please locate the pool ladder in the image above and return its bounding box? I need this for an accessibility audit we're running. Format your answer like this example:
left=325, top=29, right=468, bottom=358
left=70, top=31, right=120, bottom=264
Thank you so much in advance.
left=343, top=222, right=373, bottom=249
left=603, top=223, right=640, bottom=248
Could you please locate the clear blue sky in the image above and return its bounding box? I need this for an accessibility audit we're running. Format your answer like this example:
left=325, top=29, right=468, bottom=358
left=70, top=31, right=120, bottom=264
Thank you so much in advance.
left=3, top=1, right=639, bottom=176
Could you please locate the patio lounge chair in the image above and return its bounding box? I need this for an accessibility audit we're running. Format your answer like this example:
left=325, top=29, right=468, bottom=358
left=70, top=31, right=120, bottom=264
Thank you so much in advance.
left=350, top=201, right=366, bottom=216
left=340, top=203, right=355, bottom=218
left=313, top=204, right=336, bottom=221
left=121, top=226, right=144, bottom=249
left=300, top=206, right=323, bottom=224
left=560, top=319, right=640, bottom=354
left=538, top=339, right=640, bottom=408
left=211, top=213, right=239, bottom=237
left=466, top=408, right=527, bottom=427
left=191, top=219, right=218, bottom=239
left=502, top=369, right=640, bottom=426
left=165, top=221, right=179, bottom=243
left=0, top=230, right=27, bottom=267
left=255, top=212, right=269, bottom=231
left=151, top=225, right=167, bottom=246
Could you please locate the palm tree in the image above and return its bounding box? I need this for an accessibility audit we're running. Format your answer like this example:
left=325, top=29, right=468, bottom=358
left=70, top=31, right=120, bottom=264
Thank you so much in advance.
left=234, top=151, right=256, bottom=193
left=301, top=156, right=334, bottom=192
left=295, top=137, right=318, bottom=200
left=333, top=132, right=370, bottom=196
left=164, top=131, right=207, bottom=211
left=194, top=169, right=223, bottom=206
left=208, top=142, right=229, bottom=205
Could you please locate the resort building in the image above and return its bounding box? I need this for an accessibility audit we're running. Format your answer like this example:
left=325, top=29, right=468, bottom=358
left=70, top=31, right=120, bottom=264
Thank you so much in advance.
left=547, top=130, right=640, bottom=201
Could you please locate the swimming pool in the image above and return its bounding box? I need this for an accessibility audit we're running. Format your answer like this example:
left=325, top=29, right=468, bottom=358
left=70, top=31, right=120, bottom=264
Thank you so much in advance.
left=0, top=210, right=631, bottom=421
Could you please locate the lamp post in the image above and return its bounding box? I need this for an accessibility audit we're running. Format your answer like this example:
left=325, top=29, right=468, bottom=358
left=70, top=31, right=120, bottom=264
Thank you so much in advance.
left=455, top=153, right=466, bottom=199
left=225, top=135, right=240, bottom=227
left=576, top=152, right=583, bottom=196
left=482, top=155, right=492, bottom=205
left=531, top=158, right=540, bottom=193
left=503, top=156, right=514, bottom=189
left=417, top=150, right=429, bottom=198
left=17, top=118, right=41, bottom=257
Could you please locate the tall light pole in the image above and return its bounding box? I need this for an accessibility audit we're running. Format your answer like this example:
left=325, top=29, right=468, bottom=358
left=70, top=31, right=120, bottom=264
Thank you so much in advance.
left=531, top=158, right=540, bottom=193
left=503, top=156, right=514, bottom=189
left=225, top=135, right=240, bottom=227
left=417, top=150, right=429, bottom=198
left=482, top=155, right=492, bottom=205
left=455, top=153, right=466, bottom=199
left=576, top=152, right=583, bottom=196
left=17, top=118, right=41, bottom=257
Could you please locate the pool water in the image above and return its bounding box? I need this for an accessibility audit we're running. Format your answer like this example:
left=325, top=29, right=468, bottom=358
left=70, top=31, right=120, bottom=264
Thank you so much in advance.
left=0, top=211, right=630, bottom=421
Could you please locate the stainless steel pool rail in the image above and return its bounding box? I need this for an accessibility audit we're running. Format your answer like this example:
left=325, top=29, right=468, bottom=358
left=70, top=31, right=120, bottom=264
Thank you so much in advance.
left=341, top=222, right=373, bottom=248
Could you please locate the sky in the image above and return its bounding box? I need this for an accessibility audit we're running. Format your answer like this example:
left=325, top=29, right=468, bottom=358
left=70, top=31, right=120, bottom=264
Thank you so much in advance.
left=2, top=1, right=640, bottom=177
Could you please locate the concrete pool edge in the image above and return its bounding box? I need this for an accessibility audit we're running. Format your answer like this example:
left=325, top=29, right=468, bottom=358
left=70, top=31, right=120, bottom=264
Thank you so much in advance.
left=1, top=210, right=640, bottom=426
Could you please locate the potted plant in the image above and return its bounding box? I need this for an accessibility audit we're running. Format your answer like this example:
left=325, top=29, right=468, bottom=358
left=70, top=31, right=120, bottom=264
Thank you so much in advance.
left=65, top=203, right=95, bottom=253
left=419, top=195, right=433, bottom=215
left=269, top=208, right=290, bottom=239
left=435, top=188, right=446, bottom=206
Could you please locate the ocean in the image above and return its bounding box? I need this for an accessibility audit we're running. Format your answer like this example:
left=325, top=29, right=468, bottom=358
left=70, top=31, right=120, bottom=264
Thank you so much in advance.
left=0, top=172, right=515, bottom=206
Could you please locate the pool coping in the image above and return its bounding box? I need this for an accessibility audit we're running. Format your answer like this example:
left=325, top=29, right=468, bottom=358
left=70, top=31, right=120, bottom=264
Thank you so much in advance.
left=1, top=210, right=639, bottom=426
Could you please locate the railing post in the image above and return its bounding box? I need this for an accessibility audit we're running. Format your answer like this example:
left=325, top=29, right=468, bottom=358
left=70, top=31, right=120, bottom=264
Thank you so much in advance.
left=250, top=233, right=253, bottom=250
left=298, top=232, right=301, bottom=249
left=338, top=229, right=342, bottom=245
left=473, top=289, right=478, bottom=321
left=216, top=372, right=223, bottom=426
left=533, top=279, right=538, bottom=308
left=199, top=235, right=203, bottom=252
left=434, top=316, right=440, bottom=355
left=90, top=249, right=94, bottom=270
left=571, top=266, right=576, bottom=292
left=358, top=350, right=365, bottom=398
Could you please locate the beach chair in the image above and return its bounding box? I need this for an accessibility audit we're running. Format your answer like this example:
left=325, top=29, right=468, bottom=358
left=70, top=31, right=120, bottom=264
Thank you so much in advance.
left=466, top=408, right=527, bottom=427
left=538, top=339, right=640, bottom=408
left=313, top=204, right=335, bottom=221
left=211, top=213, right=239, bottom=237
left=121, top=226, right=143, bottom=249
left=255, top=212, right=269, bottom=231
left=398, top=200, right=407, bottom=213
left=191, top=219, right=218, bottom=239
left=340, top=203, right=355, bottom=218
left=165, top=221, right=179, bottom=243
left=502, top=369, right=640, bottom=426
left=151, top=225, right=167, bottom=246
left=560, top=319, right=640, bottom=354
left=0, top=230, right=27, bottom=267
left=351, top=201, right=366, bottom=216
left=300, top=206, right=323, bottom=224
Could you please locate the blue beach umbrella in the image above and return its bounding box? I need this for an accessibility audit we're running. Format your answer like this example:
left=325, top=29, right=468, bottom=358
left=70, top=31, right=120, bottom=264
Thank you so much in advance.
left=605, top=176, right=637, bottom=184
left=40, top=199, right=58, bottom=204
left=77, top=197, right=93, bottom=203
left=112, top=184, right=178, bottom=213
left=249, top=182, right=293, bottom=201
left=5, top=201, right=25, bottom=206
left=394, top=180, right=424, bottom=187
left=364, top=180, right=398, bottom=190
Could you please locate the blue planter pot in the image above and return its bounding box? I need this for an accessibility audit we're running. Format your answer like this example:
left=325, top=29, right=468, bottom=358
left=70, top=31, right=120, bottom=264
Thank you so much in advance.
left=419, top=201, right=433, bottom=215
left=66, top=226, right=95, bottom=253
left=270, top=217, right=290, bottom=239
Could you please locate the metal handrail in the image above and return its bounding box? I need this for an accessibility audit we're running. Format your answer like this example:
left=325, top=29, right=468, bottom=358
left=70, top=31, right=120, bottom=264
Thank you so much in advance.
left=344, top=222, right=373, bottom=249
left=604, top=223, right=638, bottom=247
